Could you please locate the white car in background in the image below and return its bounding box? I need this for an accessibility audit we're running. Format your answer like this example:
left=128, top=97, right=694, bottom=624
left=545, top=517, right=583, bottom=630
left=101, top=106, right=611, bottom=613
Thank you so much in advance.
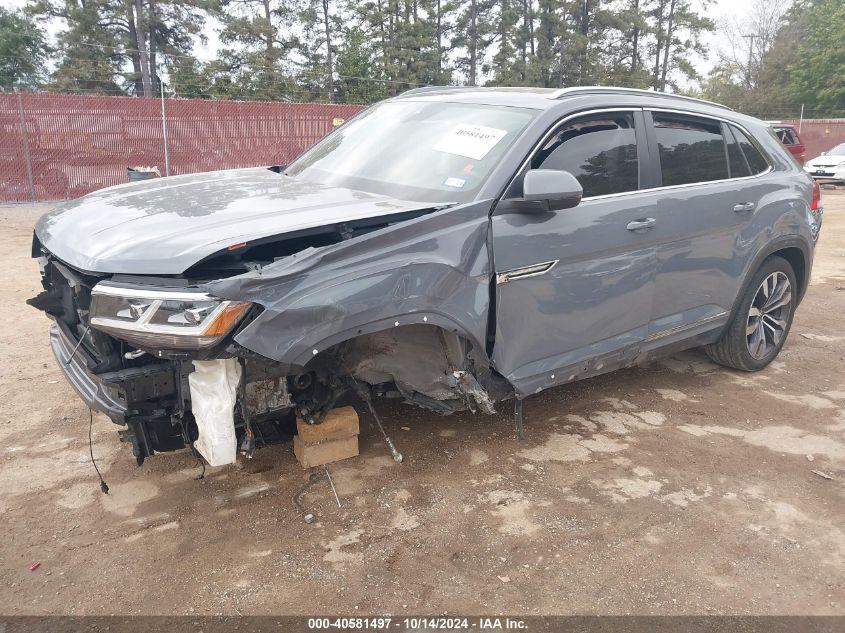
left=804, top=142, right=845, bottom=182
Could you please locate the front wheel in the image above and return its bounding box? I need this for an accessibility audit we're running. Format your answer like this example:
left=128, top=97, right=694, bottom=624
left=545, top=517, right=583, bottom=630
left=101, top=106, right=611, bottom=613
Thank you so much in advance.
left=705, top=256, right=797, bottom=371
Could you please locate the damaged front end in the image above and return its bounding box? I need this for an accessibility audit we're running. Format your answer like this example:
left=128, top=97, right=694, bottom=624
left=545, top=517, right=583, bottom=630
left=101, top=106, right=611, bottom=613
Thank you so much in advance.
left=28, top=253, right=301, bottom=464
left=29, top=198, right=509, bottom=467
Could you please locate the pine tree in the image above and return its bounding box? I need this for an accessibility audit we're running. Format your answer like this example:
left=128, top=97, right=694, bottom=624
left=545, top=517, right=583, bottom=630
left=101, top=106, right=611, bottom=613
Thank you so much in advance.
left=29, top=0, right=209, bottom=96
left=453, top=0, right=497, bottom=85
left=486, top=0, right=521, bottom=85
left=0, top=6, right=49, bottom=90
left=211, top=0, right=289, bottom=99
left=29, top=0, right=126, bottom=94
left=647, top=0, right=712, bottom=91
left=335, top=27, right=388, bottom=102
left=296, top=0, right=342, bottom=101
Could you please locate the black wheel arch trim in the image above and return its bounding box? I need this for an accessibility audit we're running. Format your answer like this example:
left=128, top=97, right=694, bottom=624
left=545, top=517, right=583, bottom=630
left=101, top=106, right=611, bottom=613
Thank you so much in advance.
left=727, top=235, right=811, bottom=328
left=272, top=312, right=491, bottom=370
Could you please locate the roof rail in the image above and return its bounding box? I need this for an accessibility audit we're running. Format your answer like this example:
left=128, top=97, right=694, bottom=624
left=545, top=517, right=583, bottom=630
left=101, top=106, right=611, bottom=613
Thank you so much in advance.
left=549, top=86, right=734, bottom=111
left=398, top=85, right=468, bottom=97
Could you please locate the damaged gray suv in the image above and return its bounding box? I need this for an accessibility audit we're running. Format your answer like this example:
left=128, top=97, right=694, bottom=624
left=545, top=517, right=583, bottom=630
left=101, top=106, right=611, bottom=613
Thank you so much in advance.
left=29, top=86, right=823, bottom=466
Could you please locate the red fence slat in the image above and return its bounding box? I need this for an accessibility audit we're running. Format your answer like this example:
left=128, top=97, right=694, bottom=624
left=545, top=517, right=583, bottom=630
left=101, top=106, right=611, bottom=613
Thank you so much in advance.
left=0, top=93, right=363, bottom=202
left=2, top=93, right=844, bottom=203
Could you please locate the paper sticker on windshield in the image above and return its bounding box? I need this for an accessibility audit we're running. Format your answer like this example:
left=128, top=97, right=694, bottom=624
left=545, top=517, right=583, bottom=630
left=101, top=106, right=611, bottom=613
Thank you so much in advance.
left=443, top=177, right=467, bottom=188
left=433, top=124, right=508, bottom=160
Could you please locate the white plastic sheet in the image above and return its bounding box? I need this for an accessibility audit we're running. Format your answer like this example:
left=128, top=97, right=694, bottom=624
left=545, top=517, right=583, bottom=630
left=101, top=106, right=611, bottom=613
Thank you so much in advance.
left=188, top=358, right=241, bottom=466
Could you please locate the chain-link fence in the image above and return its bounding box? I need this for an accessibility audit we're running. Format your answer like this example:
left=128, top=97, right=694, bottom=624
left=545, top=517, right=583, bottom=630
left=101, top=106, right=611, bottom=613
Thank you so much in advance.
left=1, top=92, right=364, bottom=202
left=3, top=92, right=845, bottom=203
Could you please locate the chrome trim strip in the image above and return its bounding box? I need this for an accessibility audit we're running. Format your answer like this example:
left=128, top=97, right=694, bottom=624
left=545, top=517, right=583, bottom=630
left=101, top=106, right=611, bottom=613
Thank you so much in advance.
left=644, top=311, right=728, bottom=343
left=91, top=283, right=214, bottom=302
left=496, top=260, right=559, bottom=284
left=500, top=106, right=773, bottom=207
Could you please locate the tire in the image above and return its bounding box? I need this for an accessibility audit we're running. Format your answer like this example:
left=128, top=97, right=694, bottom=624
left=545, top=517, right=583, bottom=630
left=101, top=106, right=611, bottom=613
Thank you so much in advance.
left=705, top=256, right=797, bottom=371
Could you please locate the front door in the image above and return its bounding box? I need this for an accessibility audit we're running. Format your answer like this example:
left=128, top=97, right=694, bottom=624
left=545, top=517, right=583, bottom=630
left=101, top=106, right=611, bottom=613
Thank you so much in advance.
left=491, top=110, right=658, bottom=396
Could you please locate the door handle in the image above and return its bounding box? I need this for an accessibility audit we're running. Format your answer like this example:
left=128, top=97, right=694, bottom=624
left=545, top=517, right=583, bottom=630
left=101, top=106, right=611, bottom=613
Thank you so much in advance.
left=626, top=218, right=656, bottom=231
left=733, top=202, right=756, bottom=213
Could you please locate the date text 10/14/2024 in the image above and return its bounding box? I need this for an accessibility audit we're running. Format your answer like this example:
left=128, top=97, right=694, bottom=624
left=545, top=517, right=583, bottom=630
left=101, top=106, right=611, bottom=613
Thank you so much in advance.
left=307, top=617, right=528, bottom=630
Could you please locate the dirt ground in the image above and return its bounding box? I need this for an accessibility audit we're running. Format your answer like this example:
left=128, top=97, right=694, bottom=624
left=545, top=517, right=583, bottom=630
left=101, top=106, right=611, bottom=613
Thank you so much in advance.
left=1, top=192, right=844, bottom=616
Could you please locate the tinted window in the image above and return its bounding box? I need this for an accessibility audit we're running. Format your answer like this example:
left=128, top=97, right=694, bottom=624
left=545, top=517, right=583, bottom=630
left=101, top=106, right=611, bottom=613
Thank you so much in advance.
left=775, top=127, right=797, bottom=145
left=653, top=114, right=728, bottom=186
left=725, top=125, right=751, bottom=178
left=532, top=113, right=638, bottom=197
left=731, top=125, right=769, bottom=175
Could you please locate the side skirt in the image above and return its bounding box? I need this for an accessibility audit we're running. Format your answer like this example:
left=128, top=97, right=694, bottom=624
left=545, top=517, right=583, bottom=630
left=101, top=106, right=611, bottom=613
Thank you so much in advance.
left=504, top=315, right=728, bottom=399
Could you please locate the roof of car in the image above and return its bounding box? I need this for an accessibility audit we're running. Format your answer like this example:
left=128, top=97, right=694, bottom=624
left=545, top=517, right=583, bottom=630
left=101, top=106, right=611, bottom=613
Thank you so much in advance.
left=394, top=85, right=734, bottom=113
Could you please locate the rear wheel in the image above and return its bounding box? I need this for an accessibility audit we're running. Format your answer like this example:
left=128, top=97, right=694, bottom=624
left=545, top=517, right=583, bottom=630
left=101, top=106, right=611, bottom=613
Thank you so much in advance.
left=705, top=256, right=796, bottom=371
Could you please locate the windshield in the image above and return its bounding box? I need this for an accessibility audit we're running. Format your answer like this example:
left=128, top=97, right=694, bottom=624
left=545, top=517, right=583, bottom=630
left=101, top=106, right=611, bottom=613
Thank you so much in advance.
left=827, top=143, right=845, bottom=155
left=285, top=100, right=537, bottom=203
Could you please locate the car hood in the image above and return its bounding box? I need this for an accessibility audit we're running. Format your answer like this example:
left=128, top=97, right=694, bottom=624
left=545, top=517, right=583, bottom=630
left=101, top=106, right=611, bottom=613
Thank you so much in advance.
left=35, top=168, right=439, bottom=275
left=805, top=154, right=845, bottom=168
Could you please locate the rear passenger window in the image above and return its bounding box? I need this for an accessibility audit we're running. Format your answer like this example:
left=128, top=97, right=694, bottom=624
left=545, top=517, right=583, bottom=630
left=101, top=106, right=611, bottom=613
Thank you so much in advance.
left=725, top=125, right=751, bottom=178
left=731, top=125, right=770, bottom=175
left=653, top=113, right=728, bottom=186
left=532, top=112, right=638, bottom=197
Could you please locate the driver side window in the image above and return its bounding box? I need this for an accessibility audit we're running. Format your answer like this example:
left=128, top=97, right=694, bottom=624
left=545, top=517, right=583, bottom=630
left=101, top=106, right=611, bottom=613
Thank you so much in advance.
left=532, top=112, right=639, bottom=198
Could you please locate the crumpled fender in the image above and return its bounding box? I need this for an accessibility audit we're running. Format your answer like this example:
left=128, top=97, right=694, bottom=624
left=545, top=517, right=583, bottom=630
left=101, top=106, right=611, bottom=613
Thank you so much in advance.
left=204, top=201, right=494, bottom=369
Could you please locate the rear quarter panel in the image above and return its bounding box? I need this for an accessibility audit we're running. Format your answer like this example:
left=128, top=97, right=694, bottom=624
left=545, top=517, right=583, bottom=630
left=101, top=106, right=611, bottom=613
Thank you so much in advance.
left=731, top=121, right=816, bottom=303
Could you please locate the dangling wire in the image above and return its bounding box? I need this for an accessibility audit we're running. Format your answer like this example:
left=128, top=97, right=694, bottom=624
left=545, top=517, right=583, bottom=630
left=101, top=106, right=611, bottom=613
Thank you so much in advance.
left=88, top=408, right=109, bottom=494
left=178, top=415, right=205, bottom=480
left=237, top=358, right=255, bottom=458
left=175, top=361, right=205, bottom=480
left=64, top=325, right=91, bottom=367
left=191, top=443, right=206, bottom=480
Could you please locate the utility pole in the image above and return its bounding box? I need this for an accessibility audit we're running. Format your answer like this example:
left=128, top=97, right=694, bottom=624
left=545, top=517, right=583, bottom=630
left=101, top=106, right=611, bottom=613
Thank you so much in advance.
left=741, top=33, right=757, bottom=88
left=157, top=74, right=171, bottom=177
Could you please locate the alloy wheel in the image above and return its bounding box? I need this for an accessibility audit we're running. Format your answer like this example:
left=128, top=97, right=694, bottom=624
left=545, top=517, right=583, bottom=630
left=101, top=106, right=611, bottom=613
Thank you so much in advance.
left=746, top=271, right=792, bottom=360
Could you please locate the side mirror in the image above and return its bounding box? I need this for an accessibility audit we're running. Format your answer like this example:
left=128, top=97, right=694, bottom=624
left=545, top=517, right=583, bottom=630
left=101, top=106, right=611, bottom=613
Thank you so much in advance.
left=522, top=169, right=583, bottom=211
left=820, top=151, right=827, bottom=156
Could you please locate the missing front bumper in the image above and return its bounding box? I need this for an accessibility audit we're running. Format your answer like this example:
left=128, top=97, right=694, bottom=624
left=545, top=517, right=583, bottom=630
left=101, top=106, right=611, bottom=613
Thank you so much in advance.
left=50, top=322, right=128, bottom=423
left=51, top=322, right=187, bottom=464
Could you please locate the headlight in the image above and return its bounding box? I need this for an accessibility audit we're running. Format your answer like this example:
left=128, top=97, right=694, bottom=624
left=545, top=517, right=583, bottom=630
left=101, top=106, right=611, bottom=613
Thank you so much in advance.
left=89, top=283, right=251, bottom=350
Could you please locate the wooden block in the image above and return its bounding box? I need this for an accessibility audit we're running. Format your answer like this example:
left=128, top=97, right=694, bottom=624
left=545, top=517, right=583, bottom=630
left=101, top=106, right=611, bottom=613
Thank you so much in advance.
left=296, top=406, right=359, bottom=445
left=294, top=434, right=358, bottom=469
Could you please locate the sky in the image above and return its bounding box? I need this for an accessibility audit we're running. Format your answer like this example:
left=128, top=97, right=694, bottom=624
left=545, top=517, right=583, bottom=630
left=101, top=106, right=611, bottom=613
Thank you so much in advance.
left=4, top=0, right=746, bottom=88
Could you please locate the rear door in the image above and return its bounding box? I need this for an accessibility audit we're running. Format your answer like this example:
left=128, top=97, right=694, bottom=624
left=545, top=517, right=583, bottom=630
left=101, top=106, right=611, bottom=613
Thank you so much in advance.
left=642, top=111, right=772, bottom=345
left=491, top=109, right=659, bottom=395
